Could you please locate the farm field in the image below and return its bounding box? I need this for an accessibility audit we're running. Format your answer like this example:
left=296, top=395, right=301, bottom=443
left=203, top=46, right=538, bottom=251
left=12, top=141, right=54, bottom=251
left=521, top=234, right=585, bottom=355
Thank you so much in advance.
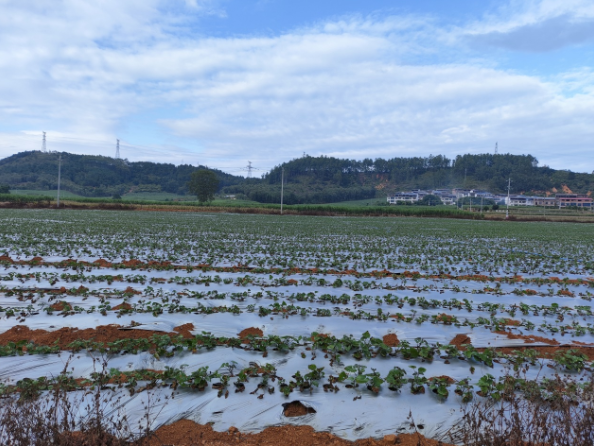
left=9, top=189, right=86, bottom=199
left=0, top=209, right=593, bottom=444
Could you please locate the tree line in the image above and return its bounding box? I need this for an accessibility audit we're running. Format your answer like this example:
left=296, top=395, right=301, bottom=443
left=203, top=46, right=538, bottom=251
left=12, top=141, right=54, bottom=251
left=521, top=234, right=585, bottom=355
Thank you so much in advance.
left=224, top=153, right=594, bottom=203
left=0, top=151, right=241, bottom=197
left=1, top=151, right=592, bottom=203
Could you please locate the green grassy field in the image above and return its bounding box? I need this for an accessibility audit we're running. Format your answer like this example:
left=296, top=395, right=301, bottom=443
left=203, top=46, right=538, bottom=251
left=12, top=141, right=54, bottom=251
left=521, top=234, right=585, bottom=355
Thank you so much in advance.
left=10, top=189, right=85, bottom=199
left=324, top=198, right=388, bottom=207
left=121, top=192, right=192, bottom=201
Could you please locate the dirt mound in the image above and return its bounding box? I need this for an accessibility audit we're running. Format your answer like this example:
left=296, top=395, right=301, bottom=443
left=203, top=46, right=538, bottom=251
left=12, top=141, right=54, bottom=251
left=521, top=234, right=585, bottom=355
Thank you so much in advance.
left=0, top=255, right=14, bottom=263
left=488, top=345, right=594, bottom=361
left=449, top=334, right=472, bottom=347
left=112, top=303, right=133, bottom=311
left=50, top=301, right=71, bottom=311
left=147, top=419, right=452, bottom=446
left=283, top=400, right=317, bottom=417
left=173, top=323, right=195, bottom=338
left=93, top=258, right=112, bottom=267
left=503, top=319, right=521, bottom=326
left=494, top=330, right=559, bottom=345
left=430, top=375, right=455, bottom=385
left=382, top=333, right=400, bottom=347
left=239, top=327, right=263, bottom=339
left=0, top=324, right=187, bottom=349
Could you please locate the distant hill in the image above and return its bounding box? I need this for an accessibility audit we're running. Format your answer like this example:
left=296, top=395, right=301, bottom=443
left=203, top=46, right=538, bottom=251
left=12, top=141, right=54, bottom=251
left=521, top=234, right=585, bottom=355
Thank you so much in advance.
left=1, top=151, right=592, bottom=203
left=0, top=151, right=243, bottom=197
left=222, top=153, right=594, bottom=204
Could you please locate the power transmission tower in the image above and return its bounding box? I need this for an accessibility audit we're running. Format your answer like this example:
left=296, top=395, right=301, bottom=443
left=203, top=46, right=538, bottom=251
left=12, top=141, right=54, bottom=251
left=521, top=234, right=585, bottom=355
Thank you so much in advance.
left=42, top=132, right=47, bottom=153
left=495, top=142, right=498, bottom=154
left=116, top=139, right=120, bottom=159
left=247, top=161, right=253, bottom=178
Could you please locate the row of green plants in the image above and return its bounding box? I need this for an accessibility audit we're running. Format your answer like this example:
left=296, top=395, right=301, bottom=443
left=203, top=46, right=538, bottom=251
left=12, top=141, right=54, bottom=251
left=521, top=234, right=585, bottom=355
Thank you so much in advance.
left=3, top=280, right=590, bottom=317
left=1, top=359, right=588, bottom=404
left=1, top=297, right=591, bottom=338
left=3, top=266, right=593, bottom=289
left=0, top=331, right=589, bottom=372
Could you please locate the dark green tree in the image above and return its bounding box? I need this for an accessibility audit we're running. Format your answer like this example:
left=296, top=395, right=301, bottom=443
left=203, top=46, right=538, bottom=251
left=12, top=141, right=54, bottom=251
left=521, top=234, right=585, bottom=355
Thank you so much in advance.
left=188, top=169, right=219, bottom=203
left=0, top=184, right=10, bottom=194
left=419, top=194, right=443, bottom=206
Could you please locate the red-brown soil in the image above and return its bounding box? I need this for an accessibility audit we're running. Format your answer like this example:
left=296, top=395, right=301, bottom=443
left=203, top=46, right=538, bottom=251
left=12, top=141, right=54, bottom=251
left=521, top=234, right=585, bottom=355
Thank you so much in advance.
left=0, top=324, right=193, bottom=349
left=239, top=327, right=263, bottom=340
left=173, top=323, right=195, bottom=339
left=283, top=400, right=316, bottom=417
left=430, top=375, right=456, bottom=385
left=146, top=420, right=453, bottom=446
left=493, top=330, right=559, bottom=345
left=382, top=333, right=400, bottom=347
left=449, top=334, right=472, bottom=347
left=485, top=345, right=594, bottom=361
left=50, top=301, right=72, bottom=311
left=486, top=331, right=594, bottom=359
left=503, top=319, right=522, bottom=326
left=112, top=302, right=133, bottom=311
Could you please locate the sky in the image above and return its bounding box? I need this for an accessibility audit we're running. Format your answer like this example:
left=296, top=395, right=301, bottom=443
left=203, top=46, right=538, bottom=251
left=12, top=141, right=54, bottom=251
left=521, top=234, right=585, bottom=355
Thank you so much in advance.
left=1, top=0, right=594, bottom=175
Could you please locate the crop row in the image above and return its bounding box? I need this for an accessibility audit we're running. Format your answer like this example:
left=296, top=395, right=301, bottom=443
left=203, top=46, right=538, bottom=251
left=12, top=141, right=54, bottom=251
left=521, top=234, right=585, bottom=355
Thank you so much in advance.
left=3, top=286, right=592, bottom=317
left=2, top=268, right=594, bottom=289
left=0, top=331, right=590, bottom=372
left=1, top=359, right=589, bottom=405
left=1, top=303, right=592, bottom=340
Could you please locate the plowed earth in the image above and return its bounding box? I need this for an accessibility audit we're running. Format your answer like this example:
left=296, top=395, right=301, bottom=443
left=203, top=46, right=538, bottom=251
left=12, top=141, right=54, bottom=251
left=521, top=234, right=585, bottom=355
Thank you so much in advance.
left=146, top=420, right=452, bottom=446
left=0, top=323, right=196, bottom=349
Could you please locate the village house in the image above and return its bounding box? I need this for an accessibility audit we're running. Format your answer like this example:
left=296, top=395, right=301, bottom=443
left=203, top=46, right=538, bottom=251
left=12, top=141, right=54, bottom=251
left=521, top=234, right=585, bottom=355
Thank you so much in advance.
left=556, top=194, right=593, bottom=208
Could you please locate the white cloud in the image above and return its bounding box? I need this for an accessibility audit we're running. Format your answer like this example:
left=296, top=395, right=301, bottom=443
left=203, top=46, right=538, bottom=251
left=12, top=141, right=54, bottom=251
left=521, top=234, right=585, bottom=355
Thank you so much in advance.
left=0, top=0, right=594, bottom=174
left=463, top=0, right=594, bottom=51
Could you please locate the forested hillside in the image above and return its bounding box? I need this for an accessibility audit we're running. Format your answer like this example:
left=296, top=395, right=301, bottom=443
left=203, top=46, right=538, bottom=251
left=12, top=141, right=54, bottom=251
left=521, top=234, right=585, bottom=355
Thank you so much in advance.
left=0, top=151, right=242, bottom=197
left=1, top=151, right=592, bottom=203
left=223, top=154, right=594, bottom=204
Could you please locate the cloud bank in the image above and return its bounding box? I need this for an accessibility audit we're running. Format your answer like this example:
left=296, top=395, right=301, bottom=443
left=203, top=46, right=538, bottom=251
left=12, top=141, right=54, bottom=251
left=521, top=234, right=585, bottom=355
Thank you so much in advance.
left=1, top=0, right=594, bottom=173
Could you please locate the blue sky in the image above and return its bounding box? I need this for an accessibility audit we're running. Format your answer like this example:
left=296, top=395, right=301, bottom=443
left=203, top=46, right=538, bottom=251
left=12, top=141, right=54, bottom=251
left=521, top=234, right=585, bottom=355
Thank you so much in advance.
left=1, top=0, right=594, bottom=174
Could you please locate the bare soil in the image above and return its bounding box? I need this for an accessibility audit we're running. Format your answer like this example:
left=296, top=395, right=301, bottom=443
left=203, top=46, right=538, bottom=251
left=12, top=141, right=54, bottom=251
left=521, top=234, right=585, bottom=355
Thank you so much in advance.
left=0, top=324, right=193, bottom=349
left=146, top=420, right=453, bottom=446
left=449, top=334, right=472, bottom=347
left=382, top=333, right=400, bottom=347
left=494, top=330, right=559, bottom=345
left=430, top=375, right=456, bottom=385
left=283, top=400, right=316, bottom=417
left=50, top=301, right=72, bottom=311
left=239, top=327, right=263, bottom=340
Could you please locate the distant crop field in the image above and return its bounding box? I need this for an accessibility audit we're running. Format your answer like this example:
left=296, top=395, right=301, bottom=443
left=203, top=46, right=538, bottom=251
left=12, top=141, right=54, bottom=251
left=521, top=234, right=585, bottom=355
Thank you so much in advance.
left=0, top=210, right=593, bottom=443
left=9, top=189, right=85, bottom=199
left=121, top=191, right=193, bottom=201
